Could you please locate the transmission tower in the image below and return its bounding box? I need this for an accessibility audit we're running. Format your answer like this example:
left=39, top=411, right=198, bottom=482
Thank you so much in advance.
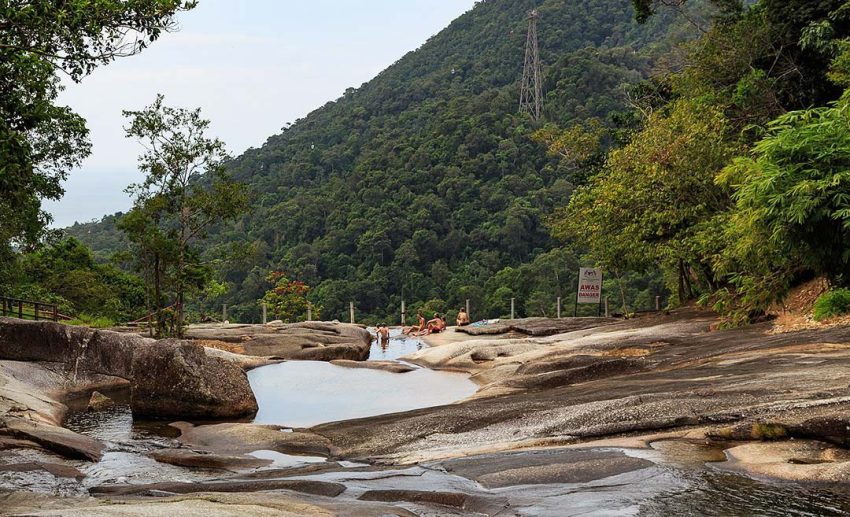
left=519, top=9, right=542, bottom=121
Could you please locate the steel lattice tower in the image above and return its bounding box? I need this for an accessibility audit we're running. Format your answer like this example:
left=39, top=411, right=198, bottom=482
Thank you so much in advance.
left=519, top=9, right=542, bottom=121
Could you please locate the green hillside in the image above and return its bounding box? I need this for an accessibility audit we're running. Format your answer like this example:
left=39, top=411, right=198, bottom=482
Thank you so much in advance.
left=69, top=0, right=708, bottom=323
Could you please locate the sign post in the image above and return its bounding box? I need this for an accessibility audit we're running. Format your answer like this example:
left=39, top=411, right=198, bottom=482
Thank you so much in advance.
left=575, top=268, right=603, bottom=317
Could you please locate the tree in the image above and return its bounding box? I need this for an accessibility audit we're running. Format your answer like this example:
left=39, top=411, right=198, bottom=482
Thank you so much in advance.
left=0, top=1, right=196, bottom=251
left=718, top=90, right=850, bottom=299
left=122, top=95, right=247, bottom=336
left=631, top=0, right=743, bottom=24
left=261, top=272, right=315, bottom=323
left=555, top=99, right=738, bottom=303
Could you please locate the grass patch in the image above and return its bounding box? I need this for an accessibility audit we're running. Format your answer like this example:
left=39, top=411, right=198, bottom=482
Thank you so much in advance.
left=813, top=289, right=850, bottom=321
left=67, top=314, right=116, bottom=329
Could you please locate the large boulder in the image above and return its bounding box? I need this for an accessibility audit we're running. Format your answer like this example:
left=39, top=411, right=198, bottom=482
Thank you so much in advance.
left=185, top=321, right=372, bottom=361
left=130, top=340, right=257, bottom=419
left=0, top=317, right=149, bottom=378
left=0, top=319, right=257, bottom=420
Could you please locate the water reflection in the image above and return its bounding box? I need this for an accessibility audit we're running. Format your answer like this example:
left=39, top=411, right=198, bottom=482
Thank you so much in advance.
left=367, top=327, right=423, bottom=361
left=249, top=361, right=477, bottom=427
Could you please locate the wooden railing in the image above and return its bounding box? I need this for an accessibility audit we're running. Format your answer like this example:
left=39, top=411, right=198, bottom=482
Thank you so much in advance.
left=0, top=296, right=71, bottom=322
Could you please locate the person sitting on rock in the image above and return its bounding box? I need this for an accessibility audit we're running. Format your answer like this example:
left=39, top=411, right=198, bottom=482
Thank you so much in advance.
left=403, top=311, right=426, bottom=335
left=456, top=307, right=470, bottom=327
left=420, top=313, right=446, bottom=335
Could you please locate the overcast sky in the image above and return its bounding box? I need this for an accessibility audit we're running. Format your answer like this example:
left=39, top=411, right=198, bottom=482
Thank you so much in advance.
left=45, top=0, right=477, bottom=228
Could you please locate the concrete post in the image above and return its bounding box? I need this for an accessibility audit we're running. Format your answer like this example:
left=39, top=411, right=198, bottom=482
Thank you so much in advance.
left=350, top=302, right=355, bottom=324
left=307, top=302, right=312, bottom=322
left=401, top=299, right=406, bottom=326
left=604, top=298, right=609, bottom=318
left=655, top=296, right=661, bottom=311
left=557, top=297, right=561, bottom=319
left=466, top=299, right=470, bottom=321
left=510, top=298, right=515, bottom=320
left=262, top=303, right=267, bottom=325
left=222, top=304, right=227, bottom=324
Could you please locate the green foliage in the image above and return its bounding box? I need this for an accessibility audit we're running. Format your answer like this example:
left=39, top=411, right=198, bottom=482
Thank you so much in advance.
left=11, top=237, right=145, bottom=321
left=0, top=0, right=194, bottom=252
left=556, top=99, right=737, bottom=302
left=121, top=95, right=248, bottom=336
left=813, top=289, right=850, bottom=321
left=720, top=92, right=850, bottom=290
left=260, top=272, right=316, bottom=323
left=67, top=314, right=117, bottom=329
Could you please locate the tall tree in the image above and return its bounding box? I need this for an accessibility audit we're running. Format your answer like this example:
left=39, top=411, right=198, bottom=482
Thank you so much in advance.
left=122, top=95, right=247, bottom=336
left=0, top=0, right=196, bottom=252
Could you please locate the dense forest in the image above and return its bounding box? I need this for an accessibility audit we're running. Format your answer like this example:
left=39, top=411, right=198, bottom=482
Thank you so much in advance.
left=12, top=0, right=850, bottom=329
left=67, top=0, right=709, bottom=324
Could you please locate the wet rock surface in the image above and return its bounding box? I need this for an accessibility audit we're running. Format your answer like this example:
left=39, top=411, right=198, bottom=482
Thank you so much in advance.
left=149, top=449, right=274, bottom=470
left=170, top=422, right=333, bottom=457
left=328, top=359, right=415, bottom=373
left=438, top=448, right=654, bottom=488
left=185, top=322, right=372, bottom=361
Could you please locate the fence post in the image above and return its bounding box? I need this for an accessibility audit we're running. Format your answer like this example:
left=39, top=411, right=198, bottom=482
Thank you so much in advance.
left=222, top=304, right=227, bottom=324
left=52, top=304, right=57, bottom=322
left=401, top=299, right=406, bottom=327
left=510, top=298, right=515, bottom=320
left=148, top=314, right=154, bottom=337
left=350, top=302, right=355, bottom=324
left=556, top=297, right=561, bottom=319
left=307, top=302, right=312, bottom=322
left=34, top=303, right=39, bottom=321
left=655, top=296, right=661, bottom=312
left=18, top=300, right=23, bottom=319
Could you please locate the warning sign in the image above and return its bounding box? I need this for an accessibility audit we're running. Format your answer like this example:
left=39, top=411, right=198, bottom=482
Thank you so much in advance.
left=577, top=268, right=603, bottom=304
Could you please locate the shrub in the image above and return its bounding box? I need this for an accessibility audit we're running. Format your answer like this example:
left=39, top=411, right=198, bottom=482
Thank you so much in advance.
left=813, top=289, right=850, bottom=321
left=67, top=314, right=116, bottom=329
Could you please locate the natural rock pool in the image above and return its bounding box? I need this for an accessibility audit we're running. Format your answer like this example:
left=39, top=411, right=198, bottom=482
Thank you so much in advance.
left=249, top=330, right=477, bottom=427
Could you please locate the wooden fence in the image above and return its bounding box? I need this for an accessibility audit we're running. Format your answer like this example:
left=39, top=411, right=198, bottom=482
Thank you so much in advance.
left=0, top=296, right=71, bottom=322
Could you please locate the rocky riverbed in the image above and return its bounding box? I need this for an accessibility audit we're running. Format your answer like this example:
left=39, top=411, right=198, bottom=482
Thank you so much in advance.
left=3, top=312, right=850, bottom=515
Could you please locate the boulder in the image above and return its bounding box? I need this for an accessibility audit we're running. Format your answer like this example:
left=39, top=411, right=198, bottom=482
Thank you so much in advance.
left=87, top=391, right=115, bottom=411
left=184, top=321, right=372, bottom=361
left=791, top=417, right=850, bottom=447
left=0, top=317, right=149, bottom=378
left=130, top=340, right=258, bottom=419
left=150, top=449, right=273, bottom=470
left=0, top=416, right=104, bottom=461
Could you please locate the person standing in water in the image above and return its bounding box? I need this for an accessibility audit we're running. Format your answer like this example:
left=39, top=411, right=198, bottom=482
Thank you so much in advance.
left=376, top=323, right=390, bottom=351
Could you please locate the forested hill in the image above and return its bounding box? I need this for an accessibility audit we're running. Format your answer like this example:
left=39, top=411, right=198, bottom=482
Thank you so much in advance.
left=70, top=0, right=708, bottom=323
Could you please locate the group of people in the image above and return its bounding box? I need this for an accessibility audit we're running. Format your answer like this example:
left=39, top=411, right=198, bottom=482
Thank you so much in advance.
left=373, top=307, right=472, bottom=341
left=402, top=307, right=470, bottom=336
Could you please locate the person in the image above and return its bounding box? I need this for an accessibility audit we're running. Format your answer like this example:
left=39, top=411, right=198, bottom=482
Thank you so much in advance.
left=456, top=307, right=470, bottom=327
left=420, top=313, right=446, bottom=335
left=376, top=323, right=390, bottom=340
left=403, top=311, right=426, bottom=335
left=376, top=323, right=390, bottom=351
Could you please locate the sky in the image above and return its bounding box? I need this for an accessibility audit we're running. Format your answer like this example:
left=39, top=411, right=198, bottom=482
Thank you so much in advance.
left=45, top=0, right=478, bottom=228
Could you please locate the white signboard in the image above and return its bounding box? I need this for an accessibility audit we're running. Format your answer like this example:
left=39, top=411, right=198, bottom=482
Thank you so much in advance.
left=577, top=268, right=603, bottom=304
